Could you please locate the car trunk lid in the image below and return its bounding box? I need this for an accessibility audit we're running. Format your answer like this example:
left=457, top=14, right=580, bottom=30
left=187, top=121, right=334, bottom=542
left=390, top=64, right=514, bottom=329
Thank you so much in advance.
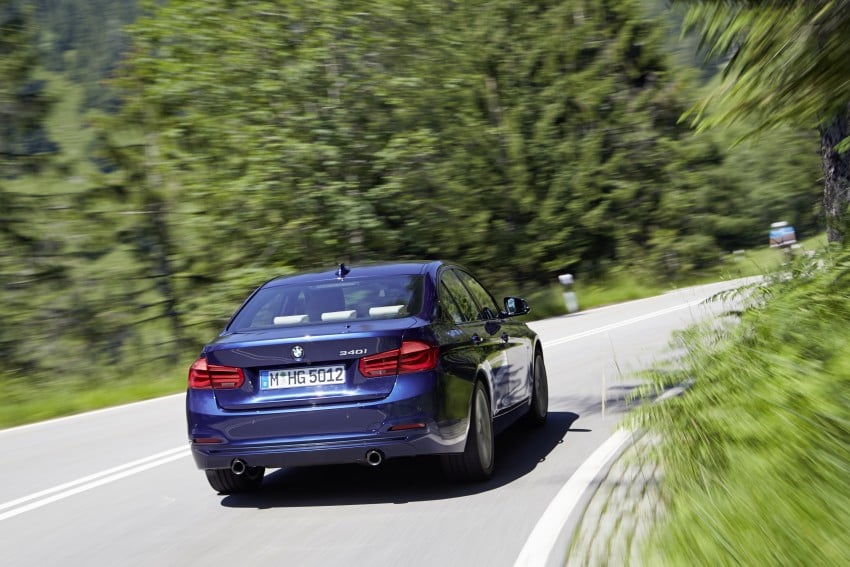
left=205, top=319, right=415, bottom=410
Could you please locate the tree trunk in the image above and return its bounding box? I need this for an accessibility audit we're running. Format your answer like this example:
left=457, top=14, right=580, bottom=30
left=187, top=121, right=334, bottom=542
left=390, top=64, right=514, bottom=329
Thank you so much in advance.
left=819, top=108, right=850, bottom=243
left=144, top=133, right=188, bottom=359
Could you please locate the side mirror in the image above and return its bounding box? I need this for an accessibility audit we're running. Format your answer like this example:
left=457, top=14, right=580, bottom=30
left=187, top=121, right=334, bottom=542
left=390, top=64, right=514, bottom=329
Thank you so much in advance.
left=502, top=296, right=530, bottom=317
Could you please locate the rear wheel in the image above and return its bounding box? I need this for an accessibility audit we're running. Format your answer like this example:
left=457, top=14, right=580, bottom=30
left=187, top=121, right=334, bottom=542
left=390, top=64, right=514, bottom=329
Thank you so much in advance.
left=525, top=352, right=549, bottom=427
left=442, top=381, right=494, bottom=482
left=205, top=466, right=265, bottom=494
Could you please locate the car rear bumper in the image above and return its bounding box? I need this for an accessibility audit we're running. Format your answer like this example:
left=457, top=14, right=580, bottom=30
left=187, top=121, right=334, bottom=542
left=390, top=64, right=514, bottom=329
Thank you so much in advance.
left=190, top=426, right=464, bottom=470
left=187, top=372, right=473, bottom=470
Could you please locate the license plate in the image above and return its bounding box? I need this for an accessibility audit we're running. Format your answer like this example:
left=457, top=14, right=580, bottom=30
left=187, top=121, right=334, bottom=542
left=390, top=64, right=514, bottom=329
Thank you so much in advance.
left=259, top=366, right=346, bottom=390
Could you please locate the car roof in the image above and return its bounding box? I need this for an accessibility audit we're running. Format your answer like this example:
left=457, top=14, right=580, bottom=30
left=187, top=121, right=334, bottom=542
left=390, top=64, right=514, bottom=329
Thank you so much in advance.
left=261, top=260, right=446, bottom=288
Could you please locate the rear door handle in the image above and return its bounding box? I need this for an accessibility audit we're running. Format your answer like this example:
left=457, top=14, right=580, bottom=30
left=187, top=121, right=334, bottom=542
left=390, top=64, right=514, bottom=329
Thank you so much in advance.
left=471, top=334, right=483, bottom=345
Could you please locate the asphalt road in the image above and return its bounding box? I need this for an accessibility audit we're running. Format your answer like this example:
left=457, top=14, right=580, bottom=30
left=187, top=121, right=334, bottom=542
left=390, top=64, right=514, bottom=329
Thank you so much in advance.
left=0, top=279, right=752, bottom=567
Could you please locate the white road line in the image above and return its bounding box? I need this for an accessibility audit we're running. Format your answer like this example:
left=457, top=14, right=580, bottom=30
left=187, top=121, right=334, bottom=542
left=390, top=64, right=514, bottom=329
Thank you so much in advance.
left=0, top=446, right=191, bottom=522
left=514, top=386, right=692, bottom=567
left=541, top=297, right=705, bottom=348
left=513, top=430, right=633, bottom=567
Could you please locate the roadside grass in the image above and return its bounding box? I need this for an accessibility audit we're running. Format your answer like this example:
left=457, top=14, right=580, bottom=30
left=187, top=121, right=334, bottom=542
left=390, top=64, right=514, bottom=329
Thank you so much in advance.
left=630, top=243, right=850, bottom=565
left=0, top=368, right=186, bottom=430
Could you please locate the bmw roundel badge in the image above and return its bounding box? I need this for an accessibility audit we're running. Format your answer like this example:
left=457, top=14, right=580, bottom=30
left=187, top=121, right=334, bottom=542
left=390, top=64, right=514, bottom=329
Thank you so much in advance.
left=291, top=345, right=304, bottom=360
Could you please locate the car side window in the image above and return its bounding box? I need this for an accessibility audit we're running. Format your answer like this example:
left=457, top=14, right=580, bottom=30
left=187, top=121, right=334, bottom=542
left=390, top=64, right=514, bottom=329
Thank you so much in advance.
left=440, top=270, right=479, bottom=323
left=455, top=270, right=500, bottom=320
left=439, top=284, right=465, bottom=324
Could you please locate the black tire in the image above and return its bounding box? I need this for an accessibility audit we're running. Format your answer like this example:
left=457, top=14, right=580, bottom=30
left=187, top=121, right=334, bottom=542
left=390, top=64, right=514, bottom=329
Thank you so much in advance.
left=205, top=466, right=265, bottom=494
left=525, top=351, right=549, bottom=427
left=442, top=381, right=495, bottom=482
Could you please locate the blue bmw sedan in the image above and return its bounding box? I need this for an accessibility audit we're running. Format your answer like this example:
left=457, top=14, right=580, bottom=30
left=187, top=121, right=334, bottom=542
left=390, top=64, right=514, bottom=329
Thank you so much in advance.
left=187, top=261, right=548, bottom=493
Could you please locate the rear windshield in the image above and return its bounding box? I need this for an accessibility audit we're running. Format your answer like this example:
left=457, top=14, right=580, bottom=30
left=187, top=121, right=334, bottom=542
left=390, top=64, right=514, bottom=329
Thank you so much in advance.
left=228, top=275, right=424, bottom=331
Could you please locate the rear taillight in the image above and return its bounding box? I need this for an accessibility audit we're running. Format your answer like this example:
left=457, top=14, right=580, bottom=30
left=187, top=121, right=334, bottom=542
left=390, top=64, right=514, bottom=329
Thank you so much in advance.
left=358, top=350, right=399, bottom=377
left=359, top=341, right=439, bottom=378
left=188, top=357, right=245, bottom=389
left=398, top=341, right=440, bottom=373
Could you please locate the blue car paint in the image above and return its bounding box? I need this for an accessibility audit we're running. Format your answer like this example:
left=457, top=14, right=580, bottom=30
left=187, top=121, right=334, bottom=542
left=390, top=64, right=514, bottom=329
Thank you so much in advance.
left=186, top=260, right=542, bottom=473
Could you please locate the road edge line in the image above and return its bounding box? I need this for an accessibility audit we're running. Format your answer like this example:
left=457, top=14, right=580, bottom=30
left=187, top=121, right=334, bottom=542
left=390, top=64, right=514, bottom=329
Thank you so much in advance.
left=513, top=429, right=633, bottom=567
left=514, top=384, right=690, bottom=567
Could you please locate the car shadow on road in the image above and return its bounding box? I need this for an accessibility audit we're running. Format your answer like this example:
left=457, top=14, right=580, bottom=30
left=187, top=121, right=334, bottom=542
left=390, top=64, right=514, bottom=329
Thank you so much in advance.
left=220, top=410, right=583, bottom=509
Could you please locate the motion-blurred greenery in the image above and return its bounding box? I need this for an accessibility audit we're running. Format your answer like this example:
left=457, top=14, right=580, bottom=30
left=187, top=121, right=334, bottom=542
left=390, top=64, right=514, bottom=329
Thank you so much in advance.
left=631, top=243, right=850, bottom=565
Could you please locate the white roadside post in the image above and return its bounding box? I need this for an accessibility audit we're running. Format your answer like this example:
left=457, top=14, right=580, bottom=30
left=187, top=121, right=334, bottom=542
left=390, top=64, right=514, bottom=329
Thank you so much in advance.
left=558, top=273, right=579, bottom=314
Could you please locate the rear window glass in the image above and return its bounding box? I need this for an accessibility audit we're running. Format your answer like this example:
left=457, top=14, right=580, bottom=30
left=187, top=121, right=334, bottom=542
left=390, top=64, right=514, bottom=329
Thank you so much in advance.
left=228, top=275, right=424, bottom=331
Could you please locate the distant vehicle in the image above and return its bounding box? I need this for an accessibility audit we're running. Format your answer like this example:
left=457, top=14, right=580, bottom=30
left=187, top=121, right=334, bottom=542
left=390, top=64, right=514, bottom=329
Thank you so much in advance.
left=186, top=261, right=549, bottom=493
left=769, top=221, right=797, bottom=248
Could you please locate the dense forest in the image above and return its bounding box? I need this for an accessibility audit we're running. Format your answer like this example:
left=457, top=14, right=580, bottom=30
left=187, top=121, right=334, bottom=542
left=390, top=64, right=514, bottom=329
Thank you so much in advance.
left=0, top=0, right=825, bottom=393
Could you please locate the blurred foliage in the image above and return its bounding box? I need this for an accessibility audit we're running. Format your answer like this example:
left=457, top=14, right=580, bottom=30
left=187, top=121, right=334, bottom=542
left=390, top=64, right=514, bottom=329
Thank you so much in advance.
left=102, top=0, right=821, bottom=283
left=32, top=0, right=138, bottom=111
left=674, top=0, right=850, bottom=241
left=0, top=0, right=826, bottom=416
left=632, top=244, right=850, bottom=565
left=0, top=0, right=56, bottom=170
left=1, top=0, right=59, bottom=385
left=678, top=0, right=850, bottom=132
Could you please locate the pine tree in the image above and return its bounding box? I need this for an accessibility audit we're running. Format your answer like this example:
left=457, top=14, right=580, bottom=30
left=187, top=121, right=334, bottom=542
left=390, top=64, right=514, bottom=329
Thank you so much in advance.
left=0, top=0, right=61, bottom=379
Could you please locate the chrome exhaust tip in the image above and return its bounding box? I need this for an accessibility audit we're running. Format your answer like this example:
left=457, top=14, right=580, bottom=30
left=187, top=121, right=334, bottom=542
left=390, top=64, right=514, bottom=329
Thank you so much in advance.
left=365, top=449, right=384, bottom=467
left=231, top=459, right=247, bottom=475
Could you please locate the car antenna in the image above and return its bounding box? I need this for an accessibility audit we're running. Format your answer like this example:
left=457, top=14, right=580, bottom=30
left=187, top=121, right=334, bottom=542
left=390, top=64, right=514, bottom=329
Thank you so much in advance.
left=335, top=263, right=350, bottom=280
